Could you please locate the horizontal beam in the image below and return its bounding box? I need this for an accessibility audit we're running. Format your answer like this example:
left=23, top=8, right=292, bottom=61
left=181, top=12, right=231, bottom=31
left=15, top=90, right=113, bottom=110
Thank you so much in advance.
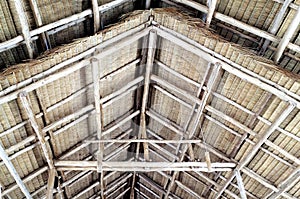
left=55, top=161, right=235, bottom=172
left=85, top=139, right=203, bottom=144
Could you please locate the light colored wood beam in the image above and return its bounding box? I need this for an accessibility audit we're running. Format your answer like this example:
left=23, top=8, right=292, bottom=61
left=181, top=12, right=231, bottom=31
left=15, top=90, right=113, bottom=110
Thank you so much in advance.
left=274, top=6, right=300, bottom=63
left=139, top=30, right=157, bottom=161
left=91, top=58, right=106, bottom=199
left=85, top=139, right=203, bottom=144
left=0, top=143, right=32, bottom=199
left=235, top=170, right=247, bottom=199
left=46, top=169, right=56, bottom=199
left=19, top=92, right=55, bottom=169
left=145, top=0, right=151, bottom=9
left=12, top=0, right=35, bottom=58
left=206, top=0, right=218, bottom=28
left=92, top=0, right=101, bottom=33
left=215, top=103, right=295, bottom=198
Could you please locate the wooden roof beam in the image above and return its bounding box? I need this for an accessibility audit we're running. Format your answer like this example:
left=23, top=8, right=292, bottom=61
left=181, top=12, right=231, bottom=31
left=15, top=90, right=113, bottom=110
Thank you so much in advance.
left=214, top=104, right=295, bottom=198
left=274, top=6, right=300, bottom=63
left=0, top=143, right=32, bottom=199
left=91, top=57, right=106, bottom=199
left=19, top=92, right=57, bottom=198
left=92, top=0, right=101, bottom=33
left=12, top=0, right=35, bottom=59
left=235, top=170, right=247, bottom=199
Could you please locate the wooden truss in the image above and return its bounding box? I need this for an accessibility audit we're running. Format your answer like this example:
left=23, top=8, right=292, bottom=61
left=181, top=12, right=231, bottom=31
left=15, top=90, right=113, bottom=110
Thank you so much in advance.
left=0, top=3, right=299, bottom=199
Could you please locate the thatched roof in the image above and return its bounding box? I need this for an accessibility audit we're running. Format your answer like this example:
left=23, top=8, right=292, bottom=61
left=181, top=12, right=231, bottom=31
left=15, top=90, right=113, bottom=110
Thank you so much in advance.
left=0, top=1, right=299, bottom=199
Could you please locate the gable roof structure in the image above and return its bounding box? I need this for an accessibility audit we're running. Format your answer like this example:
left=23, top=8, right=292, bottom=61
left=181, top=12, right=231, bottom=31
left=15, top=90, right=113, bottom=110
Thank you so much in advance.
left=0, top=1, right=299, bottom=199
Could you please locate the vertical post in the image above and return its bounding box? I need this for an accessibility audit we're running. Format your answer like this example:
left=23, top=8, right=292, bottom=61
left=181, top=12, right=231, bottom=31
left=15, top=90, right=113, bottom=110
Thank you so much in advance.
left=145, top=0, right=151, bottom=9
left=139, top=29, right=157, bottom=161
left=28, top=0, right=52, bottom=50
left=91, top=58, right=105, bottom=199
left=235, top=170, right=247, bottom=199
left=47, top=169, right=56, bottom=199
left=274, top=7, right=300, bottom=63
left=0, top=144, right=32, bottom=199
left=215, top=103, right=295, bottom=198
left=13, top=0, right=35, bottom=59
left=92, top=0, right=101, bottom=33
left=206, top=0, right=218, bottom=28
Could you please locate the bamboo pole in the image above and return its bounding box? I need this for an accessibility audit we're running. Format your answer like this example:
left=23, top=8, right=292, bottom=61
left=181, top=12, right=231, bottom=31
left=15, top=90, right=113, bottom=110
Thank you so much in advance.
left=206, top=0, right=218, bottom=28
left=215, top=104, right=295, bottom=198
left=0, top=143, right=32, bottom=199
left=274, top=6, right=300, bottom=63
left=92, top=0, right=101, bottom=33
left=12, top=0, right=35, bottom=58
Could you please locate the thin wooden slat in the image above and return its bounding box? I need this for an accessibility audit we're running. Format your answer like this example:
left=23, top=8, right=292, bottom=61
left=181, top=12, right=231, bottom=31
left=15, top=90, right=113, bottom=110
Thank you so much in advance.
left=0, top=143, right=32, bottom=199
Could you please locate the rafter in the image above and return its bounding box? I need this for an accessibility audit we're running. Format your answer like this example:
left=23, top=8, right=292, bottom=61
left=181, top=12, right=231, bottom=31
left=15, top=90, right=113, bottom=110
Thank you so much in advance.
left=206, top=0, right=217, bottom=28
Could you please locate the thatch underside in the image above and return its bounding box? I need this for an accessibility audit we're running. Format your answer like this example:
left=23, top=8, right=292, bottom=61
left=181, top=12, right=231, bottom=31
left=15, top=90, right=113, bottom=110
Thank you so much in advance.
left=0, top=2, right=299, bottom=199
